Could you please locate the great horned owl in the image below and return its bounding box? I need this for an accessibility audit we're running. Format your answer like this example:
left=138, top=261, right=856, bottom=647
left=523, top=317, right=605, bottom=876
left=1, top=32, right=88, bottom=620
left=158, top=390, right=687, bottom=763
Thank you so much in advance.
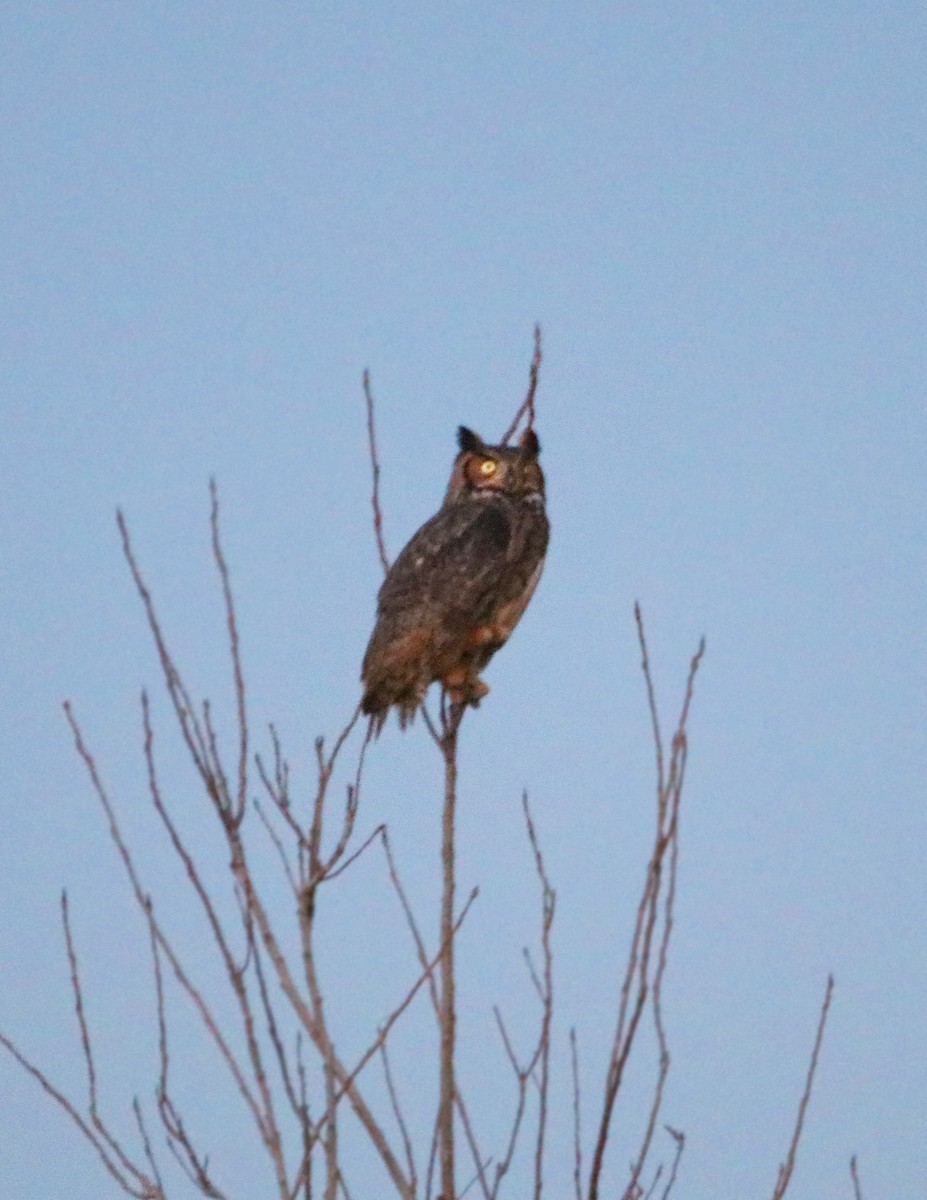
left=361, top=425, right=549, bottom=733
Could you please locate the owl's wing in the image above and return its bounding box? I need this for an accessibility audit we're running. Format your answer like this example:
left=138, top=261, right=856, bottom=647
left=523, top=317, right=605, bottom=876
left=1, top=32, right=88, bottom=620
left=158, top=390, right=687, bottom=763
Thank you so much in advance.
left=377, top=500, right=515, bottom=633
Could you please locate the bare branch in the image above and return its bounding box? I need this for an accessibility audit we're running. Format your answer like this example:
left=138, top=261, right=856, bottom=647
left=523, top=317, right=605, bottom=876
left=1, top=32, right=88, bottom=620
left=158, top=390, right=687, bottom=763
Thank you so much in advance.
left=381, top=1042, right=417, bottom=1194
left=626, top=727, right=690, bottom=1196
left=570, top=1029, right=583, bottom=1200
left=64, top=701, right=272, bottom=1161
left=208, top=479, right=249, bottom=823
left=488, top=799, right=557, bottom=1200
left=61, top=891, right=146, bottom=1184
left=437, top=706, right=462, bottom=1200
left=850, top=1155, right=864, bottom=1200
left=0, top=1026, right=158, bottom=1198
left=363, top=369, right=390, bottom=576
left=233, top=845, right=413, bottom=1197
left=379, top=828, right=489, bottom=1199
left=140, top=693, right=290, bottom=1194
left=521, top=794, right=555, bottom=1200
left=132, top=1098, right=165, bottom=1197
left=255, top=725, right=309, bottom=858
left=634, top=602, right=665, bottom=797
left=254, top=797, right=300, bottom=894
left=117, top=511, right=218, bottom=811
left=339, top=887, right=479, bottom=1114
left=501, top=325, right=543, bottom=444
left=660, top=1127, right=685, bottom=1200
left=771, top=975, right=835, bottom=1200
left=588, top=612, right=705, bottom=1199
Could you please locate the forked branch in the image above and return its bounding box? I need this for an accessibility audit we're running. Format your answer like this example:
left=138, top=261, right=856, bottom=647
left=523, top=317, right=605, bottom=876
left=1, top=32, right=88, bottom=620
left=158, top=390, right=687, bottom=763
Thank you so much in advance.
left=588, top=609, right=705, bottom=1199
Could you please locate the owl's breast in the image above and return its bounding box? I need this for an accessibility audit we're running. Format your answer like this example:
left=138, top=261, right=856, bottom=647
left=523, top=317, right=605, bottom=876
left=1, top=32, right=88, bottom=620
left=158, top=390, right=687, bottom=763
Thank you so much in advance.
left=488, top=554, right=545, bottom=645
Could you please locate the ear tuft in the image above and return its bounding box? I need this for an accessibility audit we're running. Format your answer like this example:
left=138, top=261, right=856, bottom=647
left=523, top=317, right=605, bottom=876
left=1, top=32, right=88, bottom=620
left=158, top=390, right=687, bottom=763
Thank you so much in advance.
left=519, top=427, right=541, bottom=457
left=457, top=426, right=484, bottom=453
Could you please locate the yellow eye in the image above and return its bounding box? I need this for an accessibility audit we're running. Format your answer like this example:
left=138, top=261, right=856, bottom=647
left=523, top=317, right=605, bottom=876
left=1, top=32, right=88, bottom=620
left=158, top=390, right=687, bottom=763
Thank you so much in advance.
left=479, top=459, right=497, bottom=476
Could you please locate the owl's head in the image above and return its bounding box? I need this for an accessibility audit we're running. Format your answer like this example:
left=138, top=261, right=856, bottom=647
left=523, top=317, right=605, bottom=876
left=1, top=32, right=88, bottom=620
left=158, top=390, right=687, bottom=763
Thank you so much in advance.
left=443, top=425, right=545, bottom=506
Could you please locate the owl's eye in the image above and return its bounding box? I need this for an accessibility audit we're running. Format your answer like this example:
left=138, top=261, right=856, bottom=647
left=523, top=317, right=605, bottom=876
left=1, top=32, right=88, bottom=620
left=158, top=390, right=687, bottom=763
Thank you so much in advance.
left=479, top=459, right=497, bottom=477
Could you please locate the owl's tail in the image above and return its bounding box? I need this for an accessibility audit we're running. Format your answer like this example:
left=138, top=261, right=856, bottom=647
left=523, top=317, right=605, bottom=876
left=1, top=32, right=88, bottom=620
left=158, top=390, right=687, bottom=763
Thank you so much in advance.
left=361, top=686, right=422, bottom=738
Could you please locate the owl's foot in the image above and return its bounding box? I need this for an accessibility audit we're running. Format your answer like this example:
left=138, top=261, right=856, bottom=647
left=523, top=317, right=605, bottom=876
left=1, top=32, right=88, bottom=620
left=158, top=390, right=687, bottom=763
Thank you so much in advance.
left=441, top=668, right=490, bottom=708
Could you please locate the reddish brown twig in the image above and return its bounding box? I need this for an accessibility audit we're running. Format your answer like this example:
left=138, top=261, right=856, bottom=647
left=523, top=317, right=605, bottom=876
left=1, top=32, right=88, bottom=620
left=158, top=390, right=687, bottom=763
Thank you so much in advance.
left=0, top=1027, right=159, bottom=1198
left=209, top=478, right=249, bottom=824
left=482, top=798, right=555, bottom=1200
left=588, top=610, right=704, bottom=1199
left=501, top=325, right=543, bottom=444
left=61, top=891, right=154, bottom=1188
left=771, top=975, right=835, bottom=1200
left=438, top=705, right=462, bottom=1200
left=381, top=1041, right=417, bottom=1195
left=363, top=369, right=390, bottom=576
left=138, top=691, right=290, bottom=1195
left=570, top=1029, right=583, bottom=1200
left=522, top=794, right=555, bottom=1200
left=132, top=1098, right=165, bottom=1196
left=379, top=828, right=489, bottom=1199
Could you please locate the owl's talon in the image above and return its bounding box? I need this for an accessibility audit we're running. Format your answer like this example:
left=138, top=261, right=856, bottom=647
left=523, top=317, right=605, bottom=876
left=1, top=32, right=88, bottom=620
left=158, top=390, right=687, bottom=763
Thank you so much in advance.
left=444, top=675, right=490, bottom=708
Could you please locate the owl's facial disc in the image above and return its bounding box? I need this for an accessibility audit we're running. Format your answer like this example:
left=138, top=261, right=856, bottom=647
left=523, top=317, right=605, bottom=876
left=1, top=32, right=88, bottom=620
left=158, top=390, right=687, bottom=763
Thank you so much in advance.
left=462, top=454, right=503, bottom=490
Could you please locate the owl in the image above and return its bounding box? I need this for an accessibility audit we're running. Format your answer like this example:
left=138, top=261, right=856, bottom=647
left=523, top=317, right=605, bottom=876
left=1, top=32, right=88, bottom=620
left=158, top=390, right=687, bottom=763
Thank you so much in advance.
left=361, top=425, right=549, bottom=734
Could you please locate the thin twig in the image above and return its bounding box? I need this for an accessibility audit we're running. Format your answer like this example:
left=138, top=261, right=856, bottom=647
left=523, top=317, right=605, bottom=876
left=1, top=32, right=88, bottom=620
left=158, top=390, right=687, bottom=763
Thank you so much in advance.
left=642, top=1163, right=663, bottom=1200
left=61, top=892, right=146, bottom=1184
left=253, top=797, right=300, bottom=894
left=501, top=325, right=543, bottom=444
left=381, top=1042, right=417, bottom=1195
left=850, top=1155, right=863, bottom=1200
left=488, top=798, right=557, bottom=1200
left=139, top=692, right=289, bottom=1194
left=255, top=725, right=308, bottom=852
left=325, top=821, right=386, bottom=883
left=208, top=479, right=249, bottom=824
left=625, top=720, right=693, bottom=1196
left=522, top=794, right=555, bottom=1200
left=488, top=999, right=546, bottom=1199
left=379, top=829, right=490, bottom=1199
left=231, top=833, right=414, bottom=1197
left=0, top=1028, right=157, bottom=1198
left=660, top=1127, right=685, bottom=1200
left=64, top=702, right=270, bottom=1161
left=363, top=369, right=390, bottom=575
left=341, top=886, right=479, bottom=1117
left=634, top=602, right=665, bottom=798
left=588, top=613, right=704, bottom=1199
left=289, top=1037, right=314, bottom=1200
left=117, top=510, right=217, bottom=808
left=570, top=1029, right=583, bottom=1200
left=438, top=706, right=462, bottom=1200
left=772, top=975, right=835, bottom=1200
left=132, top=1098, right=165, bottom=1197
left=250, top=922, right=304, bottom=1126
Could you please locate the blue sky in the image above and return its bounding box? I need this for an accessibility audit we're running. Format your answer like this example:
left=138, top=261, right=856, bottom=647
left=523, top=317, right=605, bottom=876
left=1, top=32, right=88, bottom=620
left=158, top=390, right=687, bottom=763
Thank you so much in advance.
left=2, top=3, right=925, bottom=1197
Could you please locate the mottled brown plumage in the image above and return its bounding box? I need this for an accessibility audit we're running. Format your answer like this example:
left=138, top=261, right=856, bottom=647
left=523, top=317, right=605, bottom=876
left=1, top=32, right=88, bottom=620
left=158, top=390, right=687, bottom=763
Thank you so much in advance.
left=361, top=425, right=549, bottom=734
